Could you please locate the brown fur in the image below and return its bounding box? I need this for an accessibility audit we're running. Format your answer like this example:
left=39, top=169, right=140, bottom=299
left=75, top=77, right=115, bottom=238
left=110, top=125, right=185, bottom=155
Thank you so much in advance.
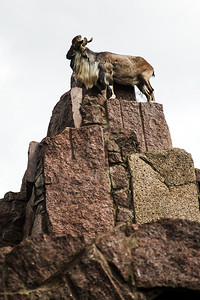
left=66, top=36, right=155, bottom=102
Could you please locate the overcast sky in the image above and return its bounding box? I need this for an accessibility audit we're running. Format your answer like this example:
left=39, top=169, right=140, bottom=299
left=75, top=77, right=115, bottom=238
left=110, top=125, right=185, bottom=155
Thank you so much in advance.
left=0, top=0, right=200, bottom=197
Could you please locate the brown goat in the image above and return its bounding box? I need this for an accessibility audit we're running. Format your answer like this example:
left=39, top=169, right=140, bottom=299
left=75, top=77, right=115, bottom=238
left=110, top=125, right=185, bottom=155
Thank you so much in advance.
left=67, top=35, right=155, bottom=102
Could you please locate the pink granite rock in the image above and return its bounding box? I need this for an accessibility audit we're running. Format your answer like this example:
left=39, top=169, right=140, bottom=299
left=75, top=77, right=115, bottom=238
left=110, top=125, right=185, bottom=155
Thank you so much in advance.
left=129, top=148, right=200, bottom=224
left=43, top=125, right=114, bottom=241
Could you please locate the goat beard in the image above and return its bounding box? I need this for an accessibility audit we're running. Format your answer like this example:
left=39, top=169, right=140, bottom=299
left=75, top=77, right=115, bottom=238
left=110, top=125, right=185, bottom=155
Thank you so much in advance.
left=73, top=53, right=99, bottom=89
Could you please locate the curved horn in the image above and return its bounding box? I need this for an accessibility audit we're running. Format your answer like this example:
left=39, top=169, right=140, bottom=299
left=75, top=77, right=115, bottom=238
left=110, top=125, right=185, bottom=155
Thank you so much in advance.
left=87, top=37, right=93, bottom=43
left=82, top=37, right=93, bottom=47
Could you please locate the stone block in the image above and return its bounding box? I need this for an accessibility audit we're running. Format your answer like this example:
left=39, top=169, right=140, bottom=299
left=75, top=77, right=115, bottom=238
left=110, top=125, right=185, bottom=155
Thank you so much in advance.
left=2, top=219, right=200, bottom=297
left=132, top=219, right=200, bottom=290
left=120, top=101, right=145, bottom=144
left=106, top=98, right=124, bottom=134
left=20, top=141, right=40, bottom=199
left=47, top=91, right=75, bottom=137
left=67, top=245, right=134, bottom=299
left=6, top=234, right=85, bottom=289
left=143, top=148, right=196, bottom=185
left=24, top=142, right=40, bottom=183
left=108, top=152, right=123, bottom=164
left=109, top=165, right=129, bottom=190
left=106, top=100, right=172, bottom=154
left=105, top=140, right=121, bottom=153
left=81, top=104, right=106, bottom=125
left=128, top=148, right=200, bottom=224
left=0, top=192, right=27, bottom=246
left=117, top=206, right=134, bottom=223
left=116, top=133, right=139, bottom=158
left=113, top=189, right=130, bottom=208
left=47, top=90, right=172, bottom=160
left=140, top=102, right=172, bottom=151
left=96, top=225, right=132, bottom=281
left=43, top=125, right=114, bottom=241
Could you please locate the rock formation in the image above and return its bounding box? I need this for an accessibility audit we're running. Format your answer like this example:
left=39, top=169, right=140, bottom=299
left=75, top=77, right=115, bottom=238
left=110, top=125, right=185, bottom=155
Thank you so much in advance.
left=0, top=85, right=200, bottom=299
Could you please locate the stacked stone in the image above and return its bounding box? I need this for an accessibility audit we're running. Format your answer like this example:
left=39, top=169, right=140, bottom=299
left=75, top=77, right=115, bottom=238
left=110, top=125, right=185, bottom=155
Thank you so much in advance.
left=45, top=87, right=177, bottom=230
left=1, top=86, right=200, bottom=245
left=1, top=219, right=200, bottom=299
left=1, top=85, right=200, bottom=299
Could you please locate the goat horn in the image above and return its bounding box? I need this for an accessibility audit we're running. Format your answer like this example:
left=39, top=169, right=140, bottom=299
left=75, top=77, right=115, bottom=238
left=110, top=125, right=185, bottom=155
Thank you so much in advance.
left=81, top=37, right=87, bottom=46
left=87, top=37, right=93, bottom=43
left=82, top=37, right=93, bottom=46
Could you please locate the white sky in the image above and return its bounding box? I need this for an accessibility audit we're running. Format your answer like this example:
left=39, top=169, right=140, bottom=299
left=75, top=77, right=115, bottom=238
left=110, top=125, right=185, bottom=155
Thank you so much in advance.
left=0, top=0, right=200, bottom=197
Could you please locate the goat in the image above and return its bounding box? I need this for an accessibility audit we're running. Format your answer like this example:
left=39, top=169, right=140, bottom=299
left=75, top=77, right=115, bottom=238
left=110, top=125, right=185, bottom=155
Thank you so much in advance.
left=66, top=35, right=155, bottom=102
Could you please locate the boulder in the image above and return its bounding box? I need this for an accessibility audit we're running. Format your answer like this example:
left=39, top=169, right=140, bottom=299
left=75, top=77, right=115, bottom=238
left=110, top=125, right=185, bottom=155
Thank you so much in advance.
left=106, top=100, right=172, bottom=153
left=47, top=88, right=172, bottom=155
left=132, top=219, right=200, bottom=290
left=1, top=85, right=200, bottom=299
left=0, top=191, right=27, bottom=246
left=1, top=219, right=200, bottom=298
left=42, top=125, right=114, bottom=241
left=129, top=148, right=200, bottom=224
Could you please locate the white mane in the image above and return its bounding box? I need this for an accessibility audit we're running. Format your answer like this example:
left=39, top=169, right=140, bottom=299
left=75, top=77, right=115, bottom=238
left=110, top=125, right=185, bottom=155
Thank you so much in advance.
left=73, top=52, right=99, bottom=89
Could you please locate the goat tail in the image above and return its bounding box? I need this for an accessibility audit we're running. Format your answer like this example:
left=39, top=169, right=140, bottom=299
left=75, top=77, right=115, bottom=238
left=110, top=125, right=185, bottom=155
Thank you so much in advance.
left=152, top=71, right=155, bottom=77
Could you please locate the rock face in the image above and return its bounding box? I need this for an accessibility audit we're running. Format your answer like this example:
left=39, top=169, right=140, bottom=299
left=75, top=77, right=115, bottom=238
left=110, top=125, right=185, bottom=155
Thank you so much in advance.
left=131, top=219, right=200, bottom=290
left=129, top=148, right=200, bottom=224
left=43, top=125, right=114, bottom=241
left=0, top=85, right=200, bottom=299
left=0, top=191, right=27, bottom=247
left=1, top=219, right=200, bottom=299
left=47, top=90, right=172, bottom=153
